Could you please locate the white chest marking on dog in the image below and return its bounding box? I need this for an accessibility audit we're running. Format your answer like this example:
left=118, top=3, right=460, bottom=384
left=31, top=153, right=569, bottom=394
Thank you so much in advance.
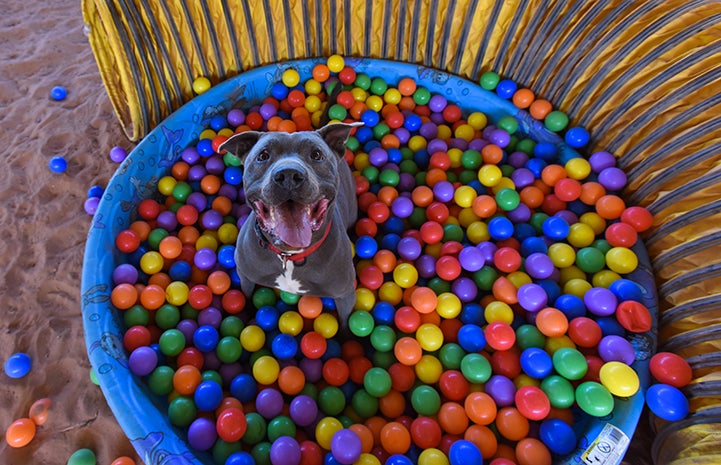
left=274, top=258, right=307, bottom=294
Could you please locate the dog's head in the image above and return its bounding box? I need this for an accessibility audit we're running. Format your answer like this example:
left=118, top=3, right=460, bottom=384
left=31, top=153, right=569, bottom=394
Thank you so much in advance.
left=219, top=123, right=359, bottom=250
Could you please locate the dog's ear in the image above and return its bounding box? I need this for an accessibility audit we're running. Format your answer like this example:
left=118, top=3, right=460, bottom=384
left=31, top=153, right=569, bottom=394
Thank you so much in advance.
left=316, top=122, right=363, bottom=158
left=218, top=131, right=261, bottom=164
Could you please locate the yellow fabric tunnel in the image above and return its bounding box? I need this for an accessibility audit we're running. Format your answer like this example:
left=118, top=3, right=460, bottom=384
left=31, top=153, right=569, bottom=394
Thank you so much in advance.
left=82, top=1, right=721, bottom=463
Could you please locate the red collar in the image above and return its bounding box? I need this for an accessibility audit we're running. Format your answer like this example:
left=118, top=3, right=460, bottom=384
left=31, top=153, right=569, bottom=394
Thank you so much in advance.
left=255, top=220, right=333, bottom=267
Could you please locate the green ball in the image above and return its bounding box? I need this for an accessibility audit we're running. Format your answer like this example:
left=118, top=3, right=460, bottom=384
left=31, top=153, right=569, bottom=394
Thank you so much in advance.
left=473, top=266, right=498, bottom=291
left=318, top=386, right=346, bottom=415
left=544, top=110, right=569, bottom=132
left=370, top=77, right=388, bottom=95
left=576, top=247, right=606, bottom=273
left=155, top=304, right=180, bottom=329
left=351, top=389, right=379, bottom=419
left=328, top=103, right=347, bottom=121
left=372, top=350, right=396, bottom=370
left=349, top=311, right=375, bottom=337
left=459, top=170, right=478, bottom=185
left=338, top=415, right=355, bottom=429
left=124, top=304, right=149, bottom=327
left=379, top=169, right=400, bottom=186
left=575, top=381, right=614, bottom=417
left=460, top=353, right=492, bottom=383
left=216, top=336, right=243, bottom=363
left=516, top=138, right=536, bottom=155
left=461, top=149, right=482, bottom=169
left=411, top=385, right=441, bottom=416
left=399, top=159, right=419, bottom=175
left=439, top=343, right=466, bottom=370
left=364, top=367, right=392, bottom=397
left=553, top=347, right=589, bottom=380
left=593, top=239, right=613, bottom=254
left=159, top=329, right=185, bottom=357
left=147, top=228, right=169, bottom=249
left=280, top=290, right=300, bottom=305
left=346, top=136, right=360, bottom=152
left=252, top=288, right=277, bottom=308
left=172, top=181, right=192, bottom=202
left=212, top=439, right=243, bottom=465
left=413, top=87, right=431, bottom=105
left=362, top=166, right=380, bottom=184
left=446, top=171, right=458, bottom=183
left=67, top=448, right=96, bottom=465
left=300, top=383, right=318, bottom=400
left=89, top=367, right=99, bottom=385
left=243, top=412, right=267, bottom=445
left=414, top=171, right=427, bottom=187
left=148, top=365, right=175, bottom=395
left=495, top=188, right=520, bottom=211
left=428, top=277, right=452, bottom=295
left=443, top=224, right=465, bottom=243
left=354, top=73, right=372, bottom=90
left=409, top=207, right=427, bottom=228
left=168, top=396, right=196, bottom=426
left=267, top=415, right=296, bottom=442
left=220, top=316, right=244, bottom=338
left=497, top=115, right=519, bottom=134
left=202, top=370, right=222, bottom=384
left=181, top=303, right=199, bottom=320
left=515, top=324, right=546, bottom=350
left=500, top=164, right=515, bottom=177
left=540, top=375, right=576, bottom=409
left=223, top=152, right=242, bottom=167
left=251, top=442, right=272, bottom=465
left=370, top=325, right=396, bottom=352
left=479, top=71, right=501, bottom=90
left=372, top=123, right=391, bottom=140
left=530, top=212, right=550, bottom=233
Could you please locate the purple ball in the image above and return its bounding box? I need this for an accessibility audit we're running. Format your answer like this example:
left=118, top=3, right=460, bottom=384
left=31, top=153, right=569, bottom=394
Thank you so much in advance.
left=187, top=192, right=207, bottom=211
left=181, top=146, right=200, bottom=164
left=259, top=102, right=277, bottom=120
left=477, top=242, right=498, bottom=263
left=113, top=263, right=139, bottom=285
left=201, top=209, right=223, bottom=230
left=427, top=138, right=448, bottom=155
left=289, top=395, right=319, bottom=426
left=194, top=248, right=217, bottom=270
left=109, top=146, right=128, bottom=163
left=452, top=277, right=478, bottom=303
left=394, top=127, right=411, bottom=144
left=525, top=253, right=555, bottom=279
left=397, top=237, right=422, bottom=261
left=511, top=167, right=535, bottom=188
left=198, top=307, right=223, bottom=327
left=256, top=388, right=284, bottom=419
left=584, top=287, right=618, bottom=316
left=368, top=147, right=388, bottom=167
left=205, top=155, right=225, bottom=174
left=489, top=129, right=511, bottom=148
left=397, top=173, right=416, bottom=192
left=415, top=254, right=437, bottom=279
left=391, top=196, right=414, bottom=218
left=449, top=138, right=468, bottom=151
left=508, top=151, right=530, bottom=168
left=218, top=183, right=239, bottom=201
left=227, top=109, right=246, bottom=127
left=506, top=203, right=532, bottom=223
left=468, top=138, right=488, bottom=152
left=419, top=122, right=438, bottom=139
left=177, top=319, right=199, bottom=342
left=430, top=112, right=446, bottom=125
left=485, top=375, right=516, bottom=407
left=432, top=181, right=455, bottom=202
left=428, top=95, right=448, bottom=112
left=84, top=197, right=100, bottom=215
left=187, top=417, right=217, bottom=451
left=331, top=429, right=363, bottom=465
left=156, top=210, right=179, bottom=231
left=554, top=210, right=578, bottom=225
left=299, top=358, right=323, bottom=383
left=203, top=350, right=222, bottom=371
left=128, top=346, right=158, bottom=376
left=598, top=167, right=627, bottom=191
left=598, top=335, right=635, bottom=365
left=458, top=246, right=485, bottom=272
left=270, top=436, right=302, bottom=465
left=517, top=283, right=548, bottom=312
left=589, top=151, right=616, bottom=172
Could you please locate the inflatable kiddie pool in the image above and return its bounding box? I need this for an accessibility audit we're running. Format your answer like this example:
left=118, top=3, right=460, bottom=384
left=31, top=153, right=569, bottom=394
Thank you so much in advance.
left=82, top=57, right=657, bottom=465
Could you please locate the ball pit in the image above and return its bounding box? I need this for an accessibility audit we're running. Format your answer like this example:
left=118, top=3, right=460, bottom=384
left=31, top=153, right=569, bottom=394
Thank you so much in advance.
left=82, top=58, right=658, bottom=465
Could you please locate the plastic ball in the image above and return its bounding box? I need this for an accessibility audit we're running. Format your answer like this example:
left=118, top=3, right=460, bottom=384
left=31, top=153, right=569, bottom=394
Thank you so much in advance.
left=5, top=418, right=36, bottom=448
left=48, top=155, right=67, bottom=173
left=520, top=348, right=553, bottom=379
left=67, top=448, right=97, bottom=465
left=192, top=76, right=212, bottom=94
left=599, top=361, right=640, bottom=397
left=646, top=383, right=689, bottom=421
left=650, top=352, right=693, bottom=388
left=51, top=85, right=67, bottom=101
left=216, top=407, right=248, bottom=442
left=449, top=439, right=483, bottom=465
left=331, top=429, right=363, bottom=464
left=575, top=382, right=614, bottom=417
left=4, top=352, right=32, bottom=378
left=552, top=348, right=588, bottom=381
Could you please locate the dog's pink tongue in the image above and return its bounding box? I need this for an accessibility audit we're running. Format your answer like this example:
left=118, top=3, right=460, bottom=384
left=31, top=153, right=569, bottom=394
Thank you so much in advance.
left=273, top=202, right=312, bottom=248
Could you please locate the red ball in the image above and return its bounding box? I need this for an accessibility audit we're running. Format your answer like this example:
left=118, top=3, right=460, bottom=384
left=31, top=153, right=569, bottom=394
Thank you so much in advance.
left=394, top=306, right=422, bottom=333
left=178, top=347, right=204, bottom=369
left=410, top=416, right=442, bottom=449
left=420, top=221, right=444, bottom=244
left=115, top=229, right=141, bottom=253
left=338, top=67, right=357, bottom=85
left=359, top=265, right=384, bottom=290
left=491, top=349, right=522, bottom=379
left=605, top=222, right=638, bottom=247
left=322, top=358, right=350, bottom=386
left=216, top=407, right=247, bottom=442
left=438, top=370, right=470, bottom=401
left=188, top=284, right=213, bottom=309
left=300, top=331, right=327, bottom=359
left=567, top=317, right=602, bottom=348
left=123, top=325, right=151, bottom=352
left=348, top=356, right=374, bottom=385
left=435, top=256, right=462, bottom=281
left=176, top=204, right=199, bottom=226
left=582, top=355, right=604, bottom=383
left=493, top=247, right=522, bottom=273
left=485, top=322, right=516, bottom=351
left=442, top=104, right=462, bottom=123
left=621, top=206, right=653, bottom=232
left=367, top=201, right=391, bottom=223
left=515, top=386, right=551, bottom=421
left=299, top=440, right=324, bottom=465
left=615, top=300, right=652, bottom=333
left=388, top=362, right=416, bottom=392
left=426, top=202, right=450, bottom=223
left=355, top=218, right=379, bottom=237
left=138, top=199, right=162, bottom=220
left=650, top=352, right=693, bottom=388
left=554, top=178, right=582, bottom=202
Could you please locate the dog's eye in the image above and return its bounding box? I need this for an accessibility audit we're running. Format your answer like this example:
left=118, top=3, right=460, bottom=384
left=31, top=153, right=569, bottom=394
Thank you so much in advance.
left=311, top=149, right=324, bottom=161
left=256, top=149, right=270, bottom=162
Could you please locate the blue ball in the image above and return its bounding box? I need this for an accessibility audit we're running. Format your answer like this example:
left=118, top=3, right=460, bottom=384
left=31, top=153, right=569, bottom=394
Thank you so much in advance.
left=520, top=236, right=547, bottom=256
left=449, top=439, right=483, bottom=465
left=226, top=451, right=255, bottom=465
left=193, top=325, right=219, bottom=352
left=534, top=141, right=558, bottom=161
left=271, top=333, right=298, bottom=360
left=609, top=278, right=644, bottom=302
left=87, top=185, right=104, bottom=198
left=355, top=235, right=379, bottom=259
left=355, top=126, right=374, bottom=143
left=646, top=383, right=689, bottom=421
left=196, top=138, right=215, bottom=157
left=361, top=109, right=380, bottom=127
left=230, top=373, right=257, bottom=403
left=224, top=166, right=243, bottom=185
left=488, top=216, right=514, bottom=240
left=372, top=302, right=396, bottom=325
left=403, top=114, right=422, bottom=131
left=495, top=79, right=518, bottom=99
left=194, top=380, right=223, bottom=411
left=50, top=85, right=67, bottom=101
left=271, top=82, right=289, bottom=100
left=4, top=353, right=32, bottom=378
left=542, top=216, right=570, bottom=240
left=209, top=114, right=228, bottom=131
left=457, top=324, right=486, bottom=352
left=217, top=245, right=237, bottom=269
left=386, top=455, right=413, bottom=465
left=554, top=294, right=586, bottom=319
left=596, top=316, right=626, bottom=337
left=48, top=156, right=67, bottom=173
left=255, top=306, right=280, bottom=331
left=539, top=418, right=577, bottom=455
left=168, top=261, right=193, bottom=281
left=536, top=279, right=562, bottom=305
left=460, top=303, right=485, bottom=325
left=565, top=126, right=591, bottom=148
left=384, top=216, right=406, bottom=235
left=525, top=157, right=547, bottom=178
left=387, top=148, right=403, bottom=164
left=520, top=347, right=553, bottom=379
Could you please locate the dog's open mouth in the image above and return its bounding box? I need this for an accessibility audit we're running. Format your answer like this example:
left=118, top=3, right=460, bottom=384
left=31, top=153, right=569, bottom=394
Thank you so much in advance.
left=254, top=198, right=330, bottom=249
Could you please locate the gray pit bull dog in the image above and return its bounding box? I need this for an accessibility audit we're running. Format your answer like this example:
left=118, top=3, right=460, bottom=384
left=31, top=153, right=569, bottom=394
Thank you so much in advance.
left=218, top=122, right=361, bottom=326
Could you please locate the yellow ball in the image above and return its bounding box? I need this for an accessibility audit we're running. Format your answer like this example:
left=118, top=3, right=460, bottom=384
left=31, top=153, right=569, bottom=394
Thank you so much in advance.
left=378, top=281, right=403, bottom=305
left=507, top=271, right=532, bottom=288
left=580, top=212, right=607, bottom=235
left=315, top=417, right=343, bottom=449
left=158, top=176, right=177, bottom=196
left=314, top=313, right=339, bottom=338
left=437, top=125, right=452, bottom=140
left=393, top=263, right=419, bottom=288
left=355, top=288, right=376, bottom=311
left=304, top=95, right=322, bottom=113
left=458, top=208, right=480, bottom=228
left=408, top=135, right=428, bottom=152
left=282, top=68, right=301, bottom=87
left=217, top=224, right=239, bottom=244
left=454, top=185, right=477, bottom=208
left=140, top=251, right=164, bottom=275
left=304, top=78, right=323, bottom=95
left=544, top=335, right=576, bottom=355
left=192, top=76, right=211, bottom=94
left=218, top=128, right=234, bottom=138
left=565, top=157, right=592, bottom=180
left=567, top=223, right=596, bottom=248
left=447, top=148, right=463, bottom=168
left=514, top=373, right=541, bottom=389
left=467, top=112, right=488, bottom=130
left=478, top=164, right=503, bottom=187
left=165, top=281, right=189, bottom=306
left=548, top=243, right=576, bottom=268
left=196, top=234, right=219, bottom=252
left=366, top=95, right=384, bottom=112
left=454, top=124, right=475, bottom=142
left=356, top=453, right=382, bottom=465
left=418, top=448, right=450, bottom=465
left=592, top=270, right=622, bottom=288
left=415, top=354, right=443, bottom=384
left=466, top=221, right=490, bottom=244
left=599, top=361, right=640, bottom=397
left=199, top=128, right=217, bottom=140
left=436, top=292, right=462, bottom=319
left=326, top=54, right=345, bottom=73
left=279, top=311, right=304, bottom=336
left=558, top=266, right=586, bottom=285
left=490, top=177, right=516, bottom=194
left=351, top=87, right=368, bottom=102
left=564, top=278, right=592, bottom=298
left=606, top=247, right=638, bottom=274
left=252, top=355, right=280, bottom=385
left=485, top=301, right=514, bottom=324
left=384, top=88, right=402, bottom=105
left=353, top=152, right=371, bottom=171
left=416, top=324, right=444, bottom=352
left=240, top=325, right=266, bottom=352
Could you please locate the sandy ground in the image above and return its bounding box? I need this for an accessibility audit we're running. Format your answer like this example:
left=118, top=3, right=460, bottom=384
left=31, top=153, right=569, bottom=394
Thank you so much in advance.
left=0, top=1, right=655, bottom=464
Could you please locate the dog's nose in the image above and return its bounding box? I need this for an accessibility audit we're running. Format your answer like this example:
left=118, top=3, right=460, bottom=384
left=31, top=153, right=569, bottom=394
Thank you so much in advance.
left=272, top=167, right=306, bottom=190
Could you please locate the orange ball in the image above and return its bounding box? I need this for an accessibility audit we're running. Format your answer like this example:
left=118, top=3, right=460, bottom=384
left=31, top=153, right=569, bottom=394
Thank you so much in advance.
left=410, top=287, right=438, bottom=314
left=464, top=392, right=497, bottom=425
left=5, top=418, right=36, bottom=448
left=111, top=458, right=136, bottom=465
left=158, top=236, right=183, bottom=259
left=207, top=270, right=231, bottom=295
left=139, top=284, right=166, bottom=310
left=394, top=337, right=423, bottom=366
left=349, top=423, right=375, bottom=453
left=464, top=424, right=498, bottom=459
left=512, top=88, right=535, bottom=108
left=380, top=422, right=411, bottom=455
left=495, top=407, right=530, bottom=441
left=515, top=438, right=552, bottom=465
left=579, top=181, right=606, bottom=205
left=541, top=164, right=567, bottom=187
left=398, top=78, right=417, bottom=96
left=373, top=250, right=397, bottom=273
left=471, top=194, right=497, bottom=218
left=173, top=365, right=202, bottom=396
left=298, top=295, right=324, bottom=319
left=379, top=389, right=406, bottom=419
left=596, top=194, right=626, bottom=219
left=278, top=365, right=306, bottom=395
left=529, top=99, right=553, bottom=120
left=519, top=186, right=544, bottom=209
left=535, top=307, right=569, bottom=337
left=438, top=402, right=469, bottom=435
left=411, top=186, right=434, bottom=207
left=111, top=283, right=138, bottom=310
